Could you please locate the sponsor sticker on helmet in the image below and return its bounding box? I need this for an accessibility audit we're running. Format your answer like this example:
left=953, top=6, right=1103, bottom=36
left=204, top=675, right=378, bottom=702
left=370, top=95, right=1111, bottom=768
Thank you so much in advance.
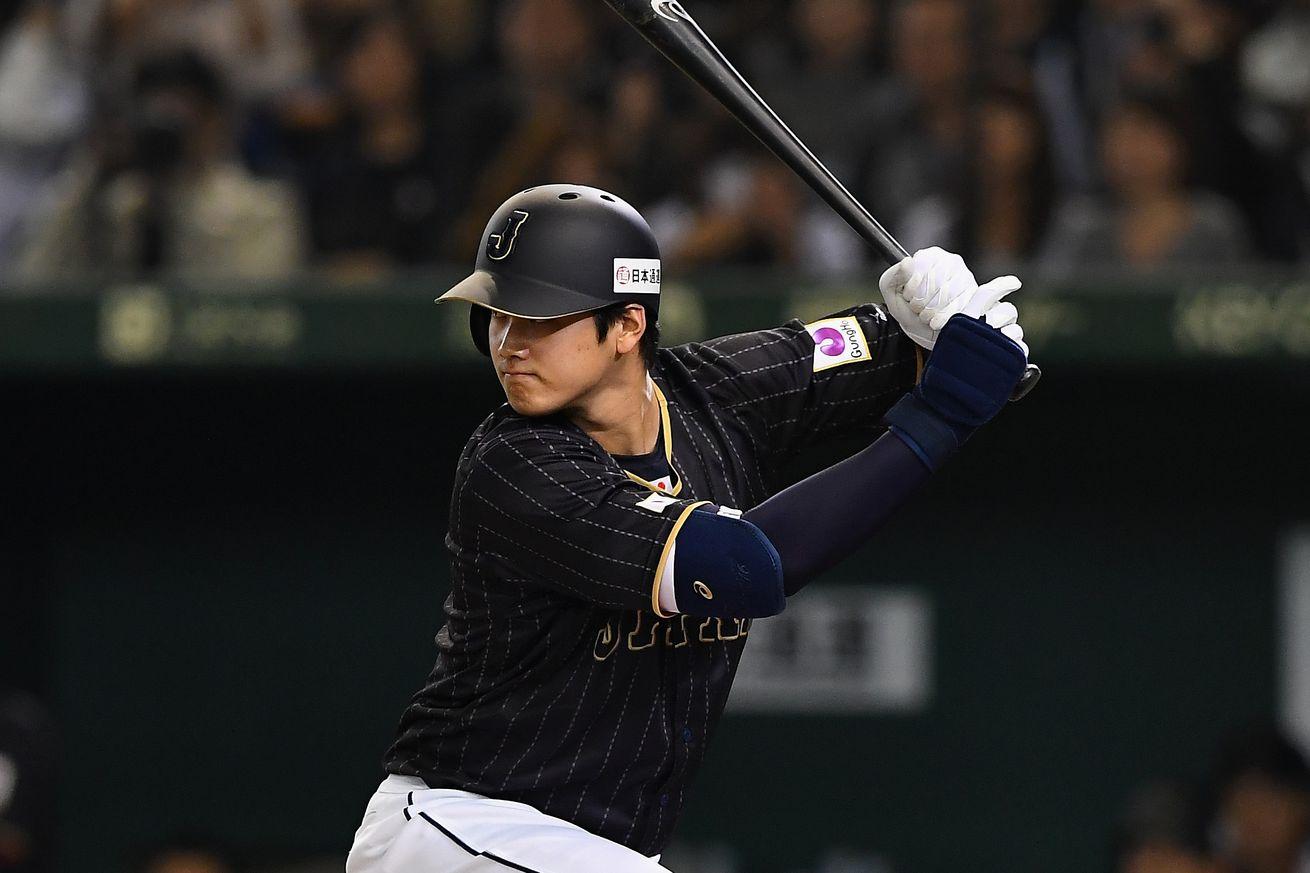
left=805, top=317, right=870, bottom=372
left=614, top=258, right=661, bottom=295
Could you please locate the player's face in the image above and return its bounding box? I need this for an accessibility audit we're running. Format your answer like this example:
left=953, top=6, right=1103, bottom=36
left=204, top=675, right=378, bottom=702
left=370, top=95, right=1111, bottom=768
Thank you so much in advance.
left=488, top=311, right=616, bottom=417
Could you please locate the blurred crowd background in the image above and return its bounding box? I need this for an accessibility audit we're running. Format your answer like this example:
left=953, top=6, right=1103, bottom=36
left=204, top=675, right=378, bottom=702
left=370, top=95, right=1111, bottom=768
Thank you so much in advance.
left=1, top=0, right=1310, bottom=286
left=4, top=1, right=1310, bottom=872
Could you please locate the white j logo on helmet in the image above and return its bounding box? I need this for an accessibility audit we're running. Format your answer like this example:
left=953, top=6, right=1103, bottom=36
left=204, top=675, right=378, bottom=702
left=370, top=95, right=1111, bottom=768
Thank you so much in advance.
left=487, top=210, right=530, bottom=261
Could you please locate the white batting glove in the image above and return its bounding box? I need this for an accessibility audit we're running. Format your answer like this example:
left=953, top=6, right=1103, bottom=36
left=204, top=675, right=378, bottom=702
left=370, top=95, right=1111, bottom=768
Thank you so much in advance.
left=878, top=247, right=1027, bottom=358
left=958, top=274, right=1029, bottom=360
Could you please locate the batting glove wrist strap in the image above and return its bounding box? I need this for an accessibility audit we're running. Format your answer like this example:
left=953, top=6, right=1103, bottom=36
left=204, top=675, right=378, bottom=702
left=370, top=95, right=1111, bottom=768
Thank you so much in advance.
left=883, top=395, right=966, bottom=471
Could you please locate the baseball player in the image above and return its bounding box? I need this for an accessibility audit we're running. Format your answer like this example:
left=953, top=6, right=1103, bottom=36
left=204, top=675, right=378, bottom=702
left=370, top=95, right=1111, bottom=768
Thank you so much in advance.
left=348, top=184, right=1028, bottom=873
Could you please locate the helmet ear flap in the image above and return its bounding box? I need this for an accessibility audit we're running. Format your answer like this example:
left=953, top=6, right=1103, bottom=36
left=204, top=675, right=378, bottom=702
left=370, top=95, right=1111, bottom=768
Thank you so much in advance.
left=470, top=306, right=492, bottom=356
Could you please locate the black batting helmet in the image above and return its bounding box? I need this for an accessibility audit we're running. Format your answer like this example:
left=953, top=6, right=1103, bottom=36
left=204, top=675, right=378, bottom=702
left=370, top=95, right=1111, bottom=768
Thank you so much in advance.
left=437, top=184, right=662, bottom=355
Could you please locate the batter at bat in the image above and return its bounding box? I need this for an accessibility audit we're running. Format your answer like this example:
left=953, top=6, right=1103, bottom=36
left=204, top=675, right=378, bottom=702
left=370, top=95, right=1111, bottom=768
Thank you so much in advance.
left=346, top=185, right=1029, bottom=873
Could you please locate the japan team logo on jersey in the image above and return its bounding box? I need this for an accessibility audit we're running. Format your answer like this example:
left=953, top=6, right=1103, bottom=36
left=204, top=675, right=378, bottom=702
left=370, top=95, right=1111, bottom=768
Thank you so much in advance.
left=805, top=317, right=870, bottom=372
left=487, top=210, right=529, bottom=261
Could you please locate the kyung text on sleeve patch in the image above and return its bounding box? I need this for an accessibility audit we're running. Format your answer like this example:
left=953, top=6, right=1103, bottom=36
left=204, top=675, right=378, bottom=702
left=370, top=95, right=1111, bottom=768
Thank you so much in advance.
left=805, top=316, right=871, bottom=372
left=614, top=258, right=661, bottom=295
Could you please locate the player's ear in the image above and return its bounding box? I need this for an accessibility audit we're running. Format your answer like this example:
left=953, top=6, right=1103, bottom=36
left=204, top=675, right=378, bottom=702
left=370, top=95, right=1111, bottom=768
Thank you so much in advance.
left=613, top=304, right=647, bottom=356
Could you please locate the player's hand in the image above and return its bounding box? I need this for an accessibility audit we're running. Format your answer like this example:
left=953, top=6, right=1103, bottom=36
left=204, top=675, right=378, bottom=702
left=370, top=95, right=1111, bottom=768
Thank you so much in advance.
left=879, top=247, right=1026, bottom=356
left=960, top=279, right=1028, bottom=360
left=878, top=247, right=974, bottom=349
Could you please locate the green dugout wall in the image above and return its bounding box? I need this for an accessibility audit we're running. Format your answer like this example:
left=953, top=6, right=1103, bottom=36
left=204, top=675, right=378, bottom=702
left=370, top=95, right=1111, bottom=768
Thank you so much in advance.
left=2, top=271, right=1307, bottom=873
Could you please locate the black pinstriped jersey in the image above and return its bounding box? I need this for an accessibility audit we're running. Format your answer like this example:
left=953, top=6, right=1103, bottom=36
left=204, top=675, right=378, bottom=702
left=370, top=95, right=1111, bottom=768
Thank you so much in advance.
left=384, top=304, right=920, bottom=855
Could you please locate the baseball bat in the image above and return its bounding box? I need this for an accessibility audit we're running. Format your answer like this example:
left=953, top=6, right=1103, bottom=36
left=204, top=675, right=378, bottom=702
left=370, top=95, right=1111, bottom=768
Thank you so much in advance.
left=600, top=0, right=1041, bottom=401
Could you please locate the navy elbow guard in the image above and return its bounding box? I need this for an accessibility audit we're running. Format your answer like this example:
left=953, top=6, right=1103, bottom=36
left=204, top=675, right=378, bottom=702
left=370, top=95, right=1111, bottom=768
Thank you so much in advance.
left=671, top=506, right=785, bottom=618
left=884, top=314, right=1026, bottom=470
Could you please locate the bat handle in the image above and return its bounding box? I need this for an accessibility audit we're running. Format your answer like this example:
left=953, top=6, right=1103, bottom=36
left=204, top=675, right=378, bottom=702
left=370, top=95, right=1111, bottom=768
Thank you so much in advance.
left=1011, top=364, right=1041, bottom=401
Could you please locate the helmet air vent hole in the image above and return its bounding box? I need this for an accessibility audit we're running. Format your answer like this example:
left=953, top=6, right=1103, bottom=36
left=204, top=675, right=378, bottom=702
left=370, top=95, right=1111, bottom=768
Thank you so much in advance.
left=558, top=192, right=580, bottom=200
left=600, top=194, right=616, bottom=202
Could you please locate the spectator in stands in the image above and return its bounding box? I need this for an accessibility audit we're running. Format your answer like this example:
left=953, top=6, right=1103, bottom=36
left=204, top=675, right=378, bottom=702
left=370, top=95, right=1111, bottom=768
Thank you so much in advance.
left=297, top=0, right=393, bottom=66
left=1076, top=0, right=1167, bottom=117
left=1040, top=97, right=1247, bottom=272
left=1112, top=781, right=1218, bottom=873
left=67, top=0, right=310, bottom=108
left=0, top=0, right=87, bottom=276
left=666, top=153, right=865, bottom=274
left=411, top=0, right=493, bottom=75
left=15, top=50, right=305, bottom=281
left=296, top=10, right=451, bottom=274
left=1243, top=0, right=1310, bottom=128
left=985, top=0, right=1093, bottom=190
left=900, top=87, right=1056, bottom=271
left=1074, top=0, right=1308, bottom=260
left=451, top=0, right=607, bottom=257
left=860, top=0, right=972, bottom=252
left=602, top=72, right=738, bottom=264
left=1146, top=0, right=1307, bottom=262
left=761, top=0, right=892, bottom=186
left=599, top=64, right=685, bottom=207
left=1241, top=0, right=1310, bottom=262
left=137, top=839, right=234, bottom=873
left=0, top=687, right=55, bottom=873
left=1207, top=727, right=1310, bottom=873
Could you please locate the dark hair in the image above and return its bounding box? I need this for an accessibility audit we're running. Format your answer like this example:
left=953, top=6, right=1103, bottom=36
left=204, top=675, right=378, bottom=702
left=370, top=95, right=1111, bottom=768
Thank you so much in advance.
left=1104, top=92, right=1198, bottom=185
left=970, top=85, right=1056, bottom=258
left=593, top=303, right=659, bottom=370
left=335, top=7, right=424, bottom=68
left=1210, top=725, right=1310, bottom=799
left=132, top=50, right=228, bottom=110
left=1111, top=780, right=1209, bottom=865
left=129, top=834, right=235, bottom=873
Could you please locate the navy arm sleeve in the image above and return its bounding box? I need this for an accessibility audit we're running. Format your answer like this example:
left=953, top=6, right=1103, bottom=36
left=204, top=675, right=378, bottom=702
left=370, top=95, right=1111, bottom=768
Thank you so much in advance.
left=744, top=430, right=929, bottom=595
left=742, top=314, right=1028, bottom=594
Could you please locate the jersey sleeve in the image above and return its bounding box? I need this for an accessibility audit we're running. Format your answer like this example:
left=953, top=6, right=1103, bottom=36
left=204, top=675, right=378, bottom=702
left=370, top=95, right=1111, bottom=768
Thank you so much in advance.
left=461, top=424, right=710, bottom=612
left=666, top=303, right=922, bottom=460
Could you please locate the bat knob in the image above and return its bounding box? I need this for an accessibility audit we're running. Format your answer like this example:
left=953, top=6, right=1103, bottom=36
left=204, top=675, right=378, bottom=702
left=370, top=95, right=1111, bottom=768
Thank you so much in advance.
left=1009, top=363, right=1041, bottom=403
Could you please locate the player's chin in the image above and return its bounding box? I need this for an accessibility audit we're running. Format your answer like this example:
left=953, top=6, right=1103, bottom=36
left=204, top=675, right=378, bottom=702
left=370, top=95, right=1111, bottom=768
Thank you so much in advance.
left=501, top=382, right=562, bottom=418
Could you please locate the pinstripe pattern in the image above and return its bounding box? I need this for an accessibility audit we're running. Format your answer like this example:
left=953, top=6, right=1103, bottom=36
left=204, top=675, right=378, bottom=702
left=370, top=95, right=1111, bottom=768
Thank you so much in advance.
left=385, top=304, right=918, bottom=855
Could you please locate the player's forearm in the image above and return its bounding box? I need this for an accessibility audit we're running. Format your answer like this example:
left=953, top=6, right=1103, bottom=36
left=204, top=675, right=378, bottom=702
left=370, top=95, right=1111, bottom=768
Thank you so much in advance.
left=663, top=291, right=1029, bottom=617
left=744, top=430, right=929, bottom=596
left=747, top=313, right=1029, bottom=596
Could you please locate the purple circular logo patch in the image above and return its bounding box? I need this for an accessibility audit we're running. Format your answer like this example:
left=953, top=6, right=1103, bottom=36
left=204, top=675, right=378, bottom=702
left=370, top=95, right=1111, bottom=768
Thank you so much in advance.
left=813, top=326, right=846, bottom=357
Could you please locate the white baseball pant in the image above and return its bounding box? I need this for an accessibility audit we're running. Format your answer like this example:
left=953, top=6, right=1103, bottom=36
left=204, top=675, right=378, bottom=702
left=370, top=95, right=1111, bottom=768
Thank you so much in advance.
left=346, top=775, right=669, bottom=873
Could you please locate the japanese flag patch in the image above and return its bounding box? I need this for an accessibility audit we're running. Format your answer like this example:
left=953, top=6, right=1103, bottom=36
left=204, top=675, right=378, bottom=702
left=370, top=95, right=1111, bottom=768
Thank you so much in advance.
left=805, top=316, right=870, bottom=372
